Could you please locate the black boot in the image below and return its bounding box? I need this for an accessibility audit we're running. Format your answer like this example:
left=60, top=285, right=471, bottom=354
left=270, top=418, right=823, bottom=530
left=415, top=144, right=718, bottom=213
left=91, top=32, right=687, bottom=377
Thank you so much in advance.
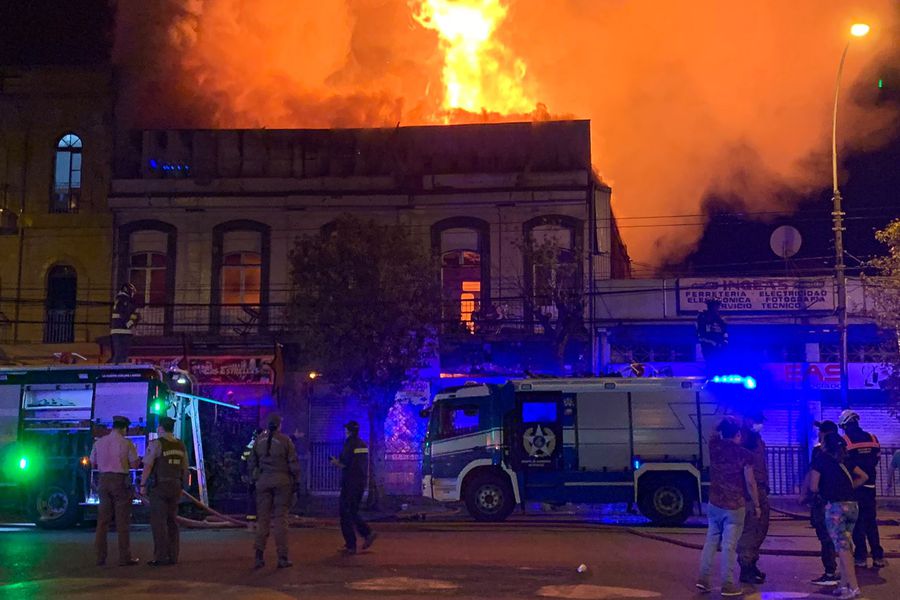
left=739, top=566, right=764, bottom=584
left=254, top=550, right=265, bottom=569
left=752, top=563, right=766, bottom=582
left=277, top=556, right=293, bottom=569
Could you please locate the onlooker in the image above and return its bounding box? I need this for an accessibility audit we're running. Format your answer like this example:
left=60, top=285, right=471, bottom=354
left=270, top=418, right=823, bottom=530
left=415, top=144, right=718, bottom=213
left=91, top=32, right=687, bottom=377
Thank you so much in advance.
left=737, top=411, right=769, bottom=584
left=697, top=417, right=761, bottom=597
left=838, top=410, right=885, bottom=568
left=887, top=448, right=900, bottom=493
left=809, top=432, right=869, bottom=599
left=806, top=420, right=839, bottom=587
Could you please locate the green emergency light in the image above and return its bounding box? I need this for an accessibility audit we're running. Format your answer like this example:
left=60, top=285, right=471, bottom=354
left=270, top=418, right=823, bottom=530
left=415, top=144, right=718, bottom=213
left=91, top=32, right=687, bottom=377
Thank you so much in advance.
left=18, top=457, right=28, bottom=470
left=151, top=399, right=164, bottom=414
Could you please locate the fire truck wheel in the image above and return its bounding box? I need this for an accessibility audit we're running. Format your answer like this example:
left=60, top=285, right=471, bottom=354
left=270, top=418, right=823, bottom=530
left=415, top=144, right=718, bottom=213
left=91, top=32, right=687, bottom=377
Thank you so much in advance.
left=464, top=472, right=514, bottom=522
left=637, top=476, right=693, bottom=526
left=28, top=483, right=82, bottom=529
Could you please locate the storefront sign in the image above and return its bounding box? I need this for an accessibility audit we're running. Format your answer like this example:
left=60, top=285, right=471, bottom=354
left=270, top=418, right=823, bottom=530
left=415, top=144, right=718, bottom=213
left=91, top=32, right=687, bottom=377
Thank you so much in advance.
left=677, top=278, right=834, bottom=313
left=762, top=362, right=893, bottom=390
left=134, top=356, right=273, bottom=385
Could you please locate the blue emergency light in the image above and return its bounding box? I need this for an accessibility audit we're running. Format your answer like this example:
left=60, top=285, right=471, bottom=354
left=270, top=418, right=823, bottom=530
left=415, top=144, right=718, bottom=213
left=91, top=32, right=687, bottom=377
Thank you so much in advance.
left=711, top=374, right=757, bottom=390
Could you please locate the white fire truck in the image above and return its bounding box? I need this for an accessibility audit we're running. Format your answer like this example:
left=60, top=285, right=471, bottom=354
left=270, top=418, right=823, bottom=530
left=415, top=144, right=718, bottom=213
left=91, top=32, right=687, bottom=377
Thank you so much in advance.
left=0, top=364, right=235, bottom=528
left=422, top=376, right=756, bottom=525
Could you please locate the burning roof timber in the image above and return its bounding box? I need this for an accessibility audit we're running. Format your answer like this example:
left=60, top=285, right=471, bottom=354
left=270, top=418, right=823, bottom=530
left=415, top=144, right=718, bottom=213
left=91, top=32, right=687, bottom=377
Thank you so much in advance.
left=114, top=120, right=593, bottom=182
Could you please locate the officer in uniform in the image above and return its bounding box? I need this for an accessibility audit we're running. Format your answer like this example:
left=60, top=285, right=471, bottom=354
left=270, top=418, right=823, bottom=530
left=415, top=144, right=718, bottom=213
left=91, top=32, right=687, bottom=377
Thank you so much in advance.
left=737, top=410, right=770, bottom=584
left=108, top=283, right=140, bottom=364
left=91, top=415, right=140, bottom=566
left=140, top=416, right=188, bottom=566
left=330, top=420, right=377, bottom=554
left=839, top=410, right=886, bottom=568
left=249, top=413, right=300, bottom=569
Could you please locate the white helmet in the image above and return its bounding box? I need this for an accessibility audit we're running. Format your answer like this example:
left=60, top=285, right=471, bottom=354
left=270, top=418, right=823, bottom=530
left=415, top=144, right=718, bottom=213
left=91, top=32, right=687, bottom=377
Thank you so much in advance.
left=838, top=409, right=860, bottom=428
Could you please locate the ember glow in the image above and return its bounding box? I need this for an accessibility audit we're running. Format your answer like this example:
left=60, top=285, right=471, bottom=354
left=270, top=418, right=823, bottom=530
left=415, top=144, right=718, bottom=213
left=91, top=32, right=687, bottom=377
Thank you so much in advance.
left=114, top=1, right=900, bottom=267
left=412, top=0, right=534, bottom=116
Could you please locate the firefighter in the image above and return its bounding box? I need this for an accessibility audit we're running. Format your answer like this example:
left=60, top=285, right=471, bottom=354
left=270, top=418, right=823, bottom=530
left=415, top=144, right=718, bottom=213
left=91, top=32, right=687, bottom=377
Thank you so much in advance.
left=737, top=410, right=770, bottom=584
left=697, top=299, right=728, bottom=365
left=108, top=283, right=140, bottom=364
left=330, top=420, right=377, bottom=555
left=249, top=413, right=300, bottom=569
left=839, top=410, right=886, bottom=568
left=140, top=416, right=188, bottom=566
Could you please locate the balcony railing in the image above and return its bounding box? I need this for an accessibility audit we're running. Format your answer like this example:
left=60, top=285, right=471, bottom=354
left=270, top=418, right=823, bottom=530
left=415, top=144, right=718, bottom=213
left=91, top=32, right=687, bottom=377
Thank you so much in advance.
left=44, top=309, right=75, bottom=343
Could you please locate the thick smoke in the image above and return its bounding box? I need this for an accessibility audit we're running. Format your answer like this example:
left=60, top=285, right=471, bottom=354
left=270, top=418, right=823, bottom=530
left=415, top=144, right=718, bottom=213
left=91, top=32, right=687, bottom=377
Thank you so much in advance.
left=114, top=0, right=899, bottom=268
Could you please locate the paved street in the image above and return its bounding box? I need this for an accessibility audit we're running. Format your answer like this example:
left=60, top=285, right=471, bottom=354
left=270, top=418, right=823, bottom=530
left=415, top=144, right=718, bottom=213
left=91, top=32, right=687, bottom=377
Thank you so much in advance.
left=1, top=515, right=899, bottom=600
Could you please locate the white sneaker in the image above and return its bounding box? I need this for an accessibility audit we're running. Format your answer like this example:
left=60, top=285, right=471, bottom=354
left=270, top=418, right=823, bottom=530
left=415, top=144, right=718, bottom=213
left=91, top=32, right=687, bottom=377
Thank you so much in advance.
left=837, top=587, right=861, bottom=600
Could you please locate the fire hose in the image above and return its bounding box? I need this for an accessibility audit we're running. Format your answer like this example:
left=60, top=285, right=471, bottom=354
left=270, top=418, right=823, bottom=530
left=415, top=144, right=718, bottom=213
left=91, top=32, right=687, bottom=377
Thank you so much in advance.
left=138, top=489, right=315, bottom=529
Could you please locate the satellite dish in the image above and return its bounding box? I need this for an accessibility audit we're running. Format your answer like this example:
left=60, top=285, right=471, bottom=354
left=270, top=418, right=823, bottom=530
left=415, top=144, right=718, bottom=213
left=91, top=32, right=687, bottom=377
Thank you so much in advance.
left=770, top=225, right=802, bottom=258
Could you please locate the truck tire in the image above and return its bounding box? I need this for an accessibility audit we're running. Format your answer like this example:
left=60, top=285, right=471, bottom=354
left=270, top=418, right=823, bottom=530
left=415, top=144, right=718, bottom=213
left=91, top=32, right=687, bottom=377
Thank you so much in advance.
left=637, top=476, right=694, bottom=526
left=28, top=483, right=82, bottom=529
left=464, top=472, right=515, bottom=522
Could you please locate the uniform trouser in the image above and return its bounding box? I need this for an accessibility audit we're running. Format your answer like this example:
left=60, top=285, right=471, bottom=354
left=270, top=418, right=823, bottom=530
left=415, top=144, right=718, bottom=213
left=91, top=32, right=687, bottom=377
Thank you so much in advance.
left=108, top=333, right=133, bottom=364
left=811, top=503, right=837, bottom=574
left=737, top=490, right=770, bottom=569
left=852, top=486, right=884, bottom=561
left=95, top=473, right=133, bottom=563
left=150, top=480, right=182, bottom=563
left=339, top=482, right=371, bottom=550
left=255, top=479, right=293, bottom=557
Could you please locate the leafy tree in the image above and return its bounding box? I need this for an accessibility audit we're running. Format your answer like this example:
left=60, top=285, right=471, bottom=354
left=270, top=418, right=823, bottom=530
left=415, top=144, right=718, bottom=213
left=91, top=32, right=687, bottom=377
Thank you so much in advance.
left=867, top=218, right=900, bottom=421
left=518, top=234, right=588, bottom=373
left=287, top=215, right=441, bottom=506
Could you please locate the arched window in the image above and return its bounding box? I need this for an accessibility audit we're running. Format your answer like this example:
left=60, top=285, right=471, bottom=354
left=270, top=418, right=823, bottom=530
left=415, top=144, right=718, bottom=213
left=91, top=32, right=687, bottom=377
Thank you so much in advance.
left=52, top=134, right=82, bottom=213
left=523, top=216, right=583, bottom=323
left=222, top=250, right=262, bottom=305
left=45, top=264, right=77, bottom=342
left=211, top=221, right=270, bottom=333
left=431, top=218, right=490, bottom=333
left=128, top=230, right=169, bottom=306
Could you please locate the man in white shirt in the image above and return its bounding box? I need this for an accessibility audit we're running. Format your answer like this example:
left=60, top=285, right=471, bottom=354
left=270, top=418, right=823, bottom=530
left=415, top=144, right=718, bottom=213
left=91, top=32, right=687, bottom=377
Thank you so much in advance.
left=90, top=415, right=140, bottom=566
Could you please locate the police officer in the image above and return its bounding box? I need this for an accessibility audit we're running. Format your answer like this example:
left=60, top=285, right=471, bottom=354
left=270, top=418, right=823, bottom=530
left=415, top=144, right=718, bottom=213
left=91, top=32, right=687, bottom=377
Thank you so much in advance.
left=91, top=415, right=140, bottom=566
left=249, top=413, right=300, bottom=569
left=140, top=416, right=188, bottom=566
left=839, top=410, right=886, bottom=568
left=108, top=283, right=140, bottom=364
left=330, top=420, right=377, bottom=555
left=737, top=410, right=770, bottom=584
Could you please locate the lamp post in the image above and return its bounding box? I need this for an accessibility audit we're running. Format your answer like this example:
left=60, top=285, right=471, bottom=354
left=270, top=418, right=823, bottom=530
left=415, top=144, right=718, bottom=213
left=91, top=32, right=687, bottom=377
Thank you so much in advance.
left=831, top=22, right=869, bottom=408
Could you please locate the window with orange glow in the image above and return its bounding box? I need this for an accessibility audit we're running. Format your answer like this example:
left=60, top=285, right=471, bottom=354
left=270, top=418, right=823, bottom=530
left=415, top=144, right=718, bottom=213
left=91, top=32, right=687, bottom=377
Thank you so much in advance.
left=221, top=252, right=261, bottom=305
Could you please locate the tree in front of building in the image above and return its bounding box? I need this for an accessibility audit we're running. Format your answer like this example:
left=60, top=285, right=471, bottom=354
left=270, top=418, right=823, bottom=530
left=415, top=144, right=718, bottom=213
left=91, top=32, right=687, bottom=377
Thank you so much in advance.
left=868, top=218, right=900, bottom=421
left=287, top=215, right=441, bottom=506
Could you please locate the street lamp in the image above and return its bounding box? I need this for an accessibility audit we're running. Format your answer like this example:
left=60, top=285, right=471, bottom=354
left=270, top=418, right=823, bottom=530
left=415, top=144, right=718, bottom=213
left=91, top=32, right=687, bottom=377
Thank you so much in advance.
left=831, top=22, right=869, bottom=408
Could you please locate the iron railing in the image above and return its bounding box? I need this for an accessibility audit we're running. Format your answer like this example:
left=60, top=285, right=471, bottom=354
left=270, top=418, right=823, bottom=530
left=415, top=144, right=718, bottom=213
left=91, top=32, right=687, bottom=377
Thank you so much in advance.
left=43, top=309, right=75, bottom=343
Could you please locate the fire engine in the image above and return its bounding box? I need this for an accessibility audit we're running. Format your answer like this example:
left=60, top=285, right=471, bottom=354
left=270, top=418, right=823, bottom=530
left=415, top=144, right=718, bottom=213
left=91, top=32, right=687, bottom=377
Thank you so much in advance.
left=422, top=376, right=756, bottom=525
left=0, top=364, right=235, bottom=528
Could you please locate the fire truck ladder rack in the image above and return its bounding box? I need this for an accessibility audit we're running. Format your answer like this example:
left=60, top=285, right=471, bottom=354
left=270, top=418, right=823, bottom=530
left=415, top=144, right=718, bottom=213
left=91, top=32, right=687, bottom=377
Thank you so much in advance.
left=171, top=392, right=240, bottom=507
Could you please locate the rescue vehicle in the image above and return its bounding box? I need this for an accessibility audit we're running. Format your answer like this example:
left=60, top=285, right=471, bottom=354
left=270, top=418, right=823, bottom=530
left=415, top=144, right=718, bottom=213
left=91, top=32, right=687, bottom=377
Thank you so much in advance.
left=0, top=364, right=235, bottom=528
left=421, top=376, right=756, bottom=525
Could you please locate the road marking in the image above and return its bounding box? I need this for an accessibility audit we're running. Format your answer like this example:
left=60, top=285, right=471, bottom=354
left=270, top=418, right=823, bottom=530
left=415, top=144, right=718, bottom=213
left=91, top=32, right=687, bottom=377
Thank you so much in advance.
left=537, top=584, right=661, bottom=599
left=0, top=578, right=295, bottom=600
left=747, top=593, right=811, bottom=600
left=347, top=577, right=459, bottom=592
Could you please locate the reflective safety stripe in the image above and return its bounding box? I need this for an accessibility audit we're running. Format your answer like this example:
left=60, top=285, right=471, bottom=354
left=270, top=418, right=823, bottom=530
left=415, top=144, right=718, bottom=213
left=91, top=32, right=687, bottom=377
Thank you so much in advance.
left=111, top=313, right=122, bottom=318
left=353, top=448, right=369, bottom=454
left=110, top=329, right=134, bottom=335
left=843, top=433, right=880, bottom=451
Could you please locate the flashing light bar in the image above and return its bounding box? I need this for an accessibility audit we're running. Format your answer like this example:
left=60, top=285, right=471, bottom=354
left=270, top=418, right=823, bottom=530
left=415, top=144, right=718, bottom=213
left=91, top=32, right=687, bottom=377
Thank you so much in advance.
left=711, top=374, right=757, bottom=390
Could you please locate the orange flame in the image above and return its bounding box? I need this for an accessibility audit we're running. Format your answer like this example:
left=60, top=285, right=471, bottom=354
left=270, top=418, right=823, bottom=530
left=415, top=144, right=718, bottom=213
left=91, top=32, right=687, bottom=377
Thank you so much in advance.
left=412, top=0, right=535, bottom=116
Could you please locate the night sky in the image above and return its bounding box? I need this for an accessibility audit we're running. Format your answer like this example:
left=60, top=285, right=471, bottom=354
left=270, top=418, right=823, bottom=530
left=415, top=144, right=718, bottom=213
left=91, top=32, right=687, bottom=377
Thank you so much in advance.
left=2, top=1, right=897, bottom=278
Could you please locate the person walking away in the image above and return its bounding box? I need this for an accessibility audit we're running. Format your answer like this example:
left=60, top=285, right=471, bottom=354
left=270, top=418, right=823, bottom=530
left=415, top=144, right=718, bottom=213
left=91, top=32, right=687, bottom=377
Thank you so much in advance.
left=805, top=420, right=840, bottom=587
left=91, top=415, right=140, bottom=566
left=140, top=416, right=189, bottom=566
left=330, top=420, right=377, bottom=555
left=887, top=448, right=900, bottom=493
left=737, top=411, right=770, bottom=584
left=809, top=432, right=869, bottom=599
left=838, top=410, right=885, bottom=568
left=697, top=417, right=761, bottom=597
left=249, top=413, right=300, bottom=569
left=108, top=283, right=140, bottom=364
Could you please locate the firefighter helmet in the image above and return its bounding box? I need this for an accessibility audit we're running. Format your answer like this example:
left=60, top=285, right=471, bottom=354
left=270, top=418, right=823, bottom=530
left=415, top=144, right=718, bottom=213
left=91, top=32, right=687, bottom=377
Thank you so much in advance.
left=838, top=409, right=860, bottom=428
left=121, top=282, right=137, bottom=296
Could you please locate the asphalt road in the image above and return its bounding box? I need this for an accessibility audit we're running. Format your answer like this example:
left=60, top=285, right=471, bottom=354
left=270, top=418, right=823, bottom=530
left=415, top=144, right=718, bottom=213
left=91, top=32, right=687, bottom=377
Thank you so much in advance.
left=1, top=519, right=898, bottom=600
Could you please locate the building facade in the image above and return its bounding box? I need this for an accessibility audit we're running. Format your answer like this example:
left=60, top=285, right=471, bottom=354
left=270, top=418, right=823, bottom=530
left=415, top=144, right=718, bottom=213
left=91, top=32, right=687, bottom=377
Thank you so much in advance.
left=0, top=66, right=114, bottom=363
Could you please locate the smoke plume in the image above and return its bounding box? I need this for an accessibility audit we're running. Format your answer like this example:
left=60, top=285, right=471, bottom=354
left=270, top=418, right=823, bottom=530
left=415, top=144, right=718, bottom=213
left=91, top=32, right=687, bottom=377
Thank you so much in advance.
left=113, top=0, right=900, bottom=268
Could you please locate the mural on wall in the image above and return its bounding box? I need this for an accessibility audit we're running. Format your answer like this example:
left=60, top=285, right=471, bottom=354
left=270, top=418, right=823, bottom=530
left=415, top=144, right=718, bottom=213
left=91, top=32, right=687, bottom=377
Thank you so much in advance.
left=385, top=380, right=430, bottom=455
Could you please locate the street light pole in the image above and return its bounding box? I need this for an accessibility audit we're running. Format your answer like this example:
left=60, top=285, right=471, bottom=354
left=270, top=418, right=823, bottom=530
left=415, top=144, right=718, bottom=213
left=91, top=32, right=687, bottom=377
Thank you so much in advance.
left=831, top=23, right=869, bottom=409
